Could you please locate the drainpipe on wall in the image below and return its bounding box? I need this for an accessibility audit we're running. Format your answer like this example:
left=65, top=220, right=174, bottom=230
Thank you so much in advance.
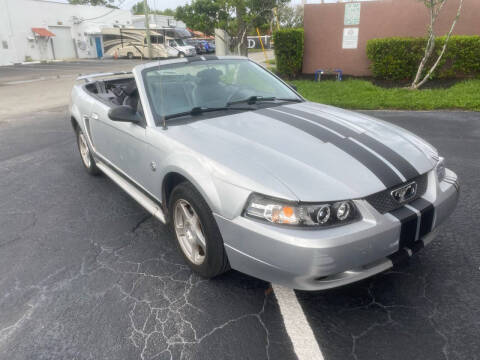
left=73, top=39, right=79, bottom=58
left=50, top=37, right=56, bottom=60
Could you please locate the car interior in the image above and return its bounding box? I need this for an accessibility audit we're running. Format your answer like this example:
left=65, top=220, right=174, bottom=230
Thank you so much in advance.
left=85, top=68, right=253, bottom=120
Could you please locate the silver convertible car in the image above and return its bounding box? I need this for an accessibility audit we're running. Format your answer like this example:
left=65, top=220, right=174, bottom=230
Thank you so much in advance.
left=69, top=56, right=459, bottom=290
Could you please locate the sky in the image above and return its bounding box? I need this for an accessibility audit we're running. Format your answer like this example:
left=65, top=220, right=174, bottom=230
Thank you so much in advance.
left=52, top=0, right=303, bottom=11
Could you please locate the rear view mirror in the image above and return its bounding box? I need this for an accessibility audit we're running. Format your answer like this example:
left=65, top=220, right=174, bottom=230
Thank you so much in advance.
left=108, top=106, right=141, bottom=124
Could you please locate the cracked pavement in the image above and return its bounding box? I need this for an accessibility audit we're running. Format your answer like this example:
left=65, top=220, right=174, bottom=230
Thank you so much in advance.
left=0, top=108, right=294, bottom=360
left=0, top=107, right=479, bottom=360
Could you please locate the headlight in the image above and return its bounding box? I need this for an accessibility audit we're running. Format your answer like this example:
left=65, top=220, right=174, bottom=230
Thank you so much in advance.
left=244, top=194, right=358, bottom=227
left=435, top=156, right=446, bottom=181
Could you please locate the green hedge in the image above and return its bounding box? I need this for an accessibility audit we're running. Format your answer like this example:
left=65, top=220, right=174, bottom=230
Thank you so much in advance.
left=366, top=36, right=480, bottom=80
left=273, top=29, right=304, bottom=78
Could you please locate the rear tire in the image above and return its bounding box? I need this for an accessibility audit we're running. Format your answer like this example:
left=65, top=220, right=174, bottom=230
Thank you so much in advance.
left=76, top=129, right=100, bottom=176
left=169, top=182, right=230, bottom=278
left=127, top=52, right=134, bottom=59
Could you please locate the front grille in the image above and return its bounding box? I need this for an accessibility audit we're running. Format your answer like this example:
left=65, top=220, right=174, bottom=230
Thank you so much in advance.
left=365, top=173, right=429, bottom=214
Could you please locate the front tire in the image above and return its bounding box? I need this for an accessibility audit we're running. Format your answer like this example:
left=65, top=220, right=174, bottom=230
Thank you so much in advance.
left=76, top=129, right=100, bottom=176
left=178, top=52, right=185, bottom=58
left=127, top=52, right=134, bottom=59
left=169, top=182, right=229, bottom=278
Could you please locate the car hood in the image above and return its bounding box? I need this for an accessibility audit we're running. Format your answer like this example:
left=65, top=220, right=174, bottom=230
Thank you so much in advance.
left=163, top=102, right=436, bottom=202
left=177, top=45, right=195, bottom=51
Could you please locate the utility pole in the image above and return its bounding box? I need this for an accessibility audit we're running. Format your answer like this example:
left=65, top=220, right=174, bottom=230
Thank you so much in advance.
left=144, top=0, right=152, bottom=59
left=273, top=7, right=280, bottom=31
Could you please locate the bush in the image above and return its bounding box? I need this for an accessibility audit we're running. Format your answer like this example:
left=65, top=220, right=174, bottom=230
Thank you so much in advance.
left=273, top=29, right=304, bottom=78
left=366, top=36, right=480, bottom=80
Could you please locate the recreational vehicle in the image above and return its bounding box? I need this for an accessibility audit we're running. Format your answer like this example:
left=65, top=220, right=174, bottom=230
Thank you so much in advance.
left=101, top=28, right=196, bottom=59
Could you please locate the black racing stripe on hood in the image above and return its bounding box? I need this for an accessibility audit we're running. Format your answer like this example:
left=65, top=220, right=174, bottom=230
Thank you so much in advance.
left=257, top=108, right=403, bottom=188
left=277, top=107, right=420, bottom=181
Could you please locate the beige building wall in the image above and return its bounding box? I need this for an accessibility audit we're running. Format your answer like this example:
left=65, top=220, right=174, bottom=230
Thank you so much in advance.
left=303, top=0, right=480, bottom=76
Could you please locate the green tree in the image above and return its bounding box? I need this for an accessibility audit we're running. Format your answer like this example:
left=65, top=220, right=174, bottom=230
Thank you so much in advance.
left=277, top=4, right=303, bottom=29
left=411, top=0, right=464, bottom=89
left=132, top=1, right=176, bottom=16
left=175, top=0, right=225, bottom=36
left=131, top=1, right=150, bottom=15
left=157, top=8, right=176, bottom=16
left=175, top=0, right=288, bottom=55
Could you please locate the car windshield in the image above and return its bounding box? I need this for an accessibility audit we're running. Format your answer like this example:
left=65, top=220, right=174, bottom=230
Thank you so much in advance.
left=142, top=59, right=300, bottom=123
left=175, top=39, right=186, bottom=46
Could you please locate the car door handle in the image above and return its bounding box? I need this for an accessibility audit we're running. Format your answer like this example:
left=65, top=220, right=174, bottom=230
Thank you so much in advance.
left=91, top=113, right=99, bottom=120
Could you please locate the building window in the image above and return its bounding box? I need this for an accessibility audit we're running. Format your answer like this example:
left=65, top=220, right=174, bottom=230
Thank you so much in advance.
left=2, top=41, right=8, bottom=49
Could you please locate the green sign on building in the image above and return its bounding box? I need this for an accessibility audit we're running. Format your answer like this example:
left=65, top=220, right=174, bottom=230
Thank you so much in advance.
left=344, top=3, right=361, bottom=26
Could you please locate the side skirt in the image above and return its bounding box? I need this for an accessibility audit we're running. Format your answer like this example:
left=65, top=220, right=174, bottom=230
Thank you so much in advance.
left=96, top=161, right=166, bottom=224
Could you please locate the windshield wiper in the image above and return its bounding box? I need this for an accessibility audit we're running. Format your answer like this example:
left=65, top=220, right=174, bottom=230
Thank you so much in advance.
left=227, top=96, right=303, bottom=106
left=164, top=106, right=252, bottom=120
left=163, top=97, right=303, bottom=121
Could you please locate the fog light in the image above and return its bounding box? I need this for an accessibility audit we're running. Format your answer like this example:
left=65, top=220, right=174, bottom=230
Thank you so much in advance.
left=336, top=202, right=351, bottom=221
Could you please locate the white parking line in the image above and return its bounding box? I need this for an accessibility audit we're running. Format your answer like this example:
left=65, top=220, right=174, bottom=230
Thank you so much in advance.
left=273, top=285, right=325, bottom=360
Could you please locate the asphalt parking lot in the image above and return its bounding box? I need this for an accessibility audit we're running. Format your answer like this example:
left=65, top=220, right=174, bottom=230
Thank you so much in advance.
left=0, top=61, right=479, bottom=360
left=0, top=60, right=145, bottom=120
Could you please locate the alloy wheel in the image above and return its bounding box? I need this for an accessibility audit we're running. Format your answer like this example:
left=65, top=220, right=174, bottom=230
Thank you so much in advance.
left=174, top=199, right=206, bottom=265
left=78, top=132, right=91, bottom=168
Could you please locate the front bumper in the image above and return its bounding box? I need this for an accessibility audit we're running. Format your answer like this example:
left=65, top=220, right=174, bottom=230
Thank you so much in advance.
left=215, top=169, right=459, bottom=291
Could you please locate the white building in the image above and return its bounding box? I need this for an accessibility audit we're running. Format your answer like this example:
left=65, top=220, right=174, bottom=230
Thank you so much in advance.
left=0, top=0, right=133, bottom=65
left=132, top=14, right=187, bottom=30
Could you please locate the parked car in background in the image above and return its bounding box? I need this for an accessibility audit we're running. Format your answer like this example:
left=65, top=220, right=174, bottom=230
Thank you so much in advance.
left=200, top=40, right=215, bottom=54
left=186, top=38, right=205, bottom=55
left=69, top=57, right=459, bottom=291
left=166, top=38, right=196, bottom=58
left=206, top=40, right=216, bottom=54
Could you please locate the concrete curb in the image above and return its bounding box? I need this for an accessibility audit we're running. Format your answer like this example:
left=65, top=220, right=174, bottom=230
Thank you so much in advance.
left=10, top=59, right=66, bottom=66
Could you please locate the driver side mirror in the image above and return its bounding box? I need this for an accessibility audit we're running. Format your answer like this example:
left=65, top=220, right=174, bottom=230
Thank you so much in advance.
left=289, top=84, right=298, bottom=91
left=108, top=106, right=141, bottom=124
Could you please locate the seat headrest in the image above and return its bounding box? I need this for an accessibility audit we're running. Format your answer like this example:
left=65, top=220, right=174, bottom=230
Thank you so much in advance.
left=197, top=68, right=222, bottom=84
left=124, top=80, right=137, bottom=96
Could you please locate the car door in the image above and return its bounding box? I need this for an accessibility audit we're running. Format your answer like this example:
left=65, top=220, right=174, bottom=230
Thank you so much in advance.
left=166, top=40, right=179, bottom=57
left=87, top=90, right=151, bottom=190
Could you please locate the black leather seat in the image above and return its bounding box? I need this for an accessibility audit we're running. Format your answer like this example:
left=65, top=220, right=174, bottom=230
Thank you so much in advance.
left=123, top=81, right=139, bottom=109
left=193, top=68, right=226, bottom=108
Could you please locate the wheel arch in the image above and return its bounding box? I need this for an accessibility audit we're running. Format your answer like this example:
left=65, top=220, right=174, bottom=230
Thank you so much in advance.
left=160, top=166, right=223, bottom=220
left=71, top=116, right=80, bottom=132
left=69, top=94, right=86, bottom=134
left=162, top=171, right=189, bottom=211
